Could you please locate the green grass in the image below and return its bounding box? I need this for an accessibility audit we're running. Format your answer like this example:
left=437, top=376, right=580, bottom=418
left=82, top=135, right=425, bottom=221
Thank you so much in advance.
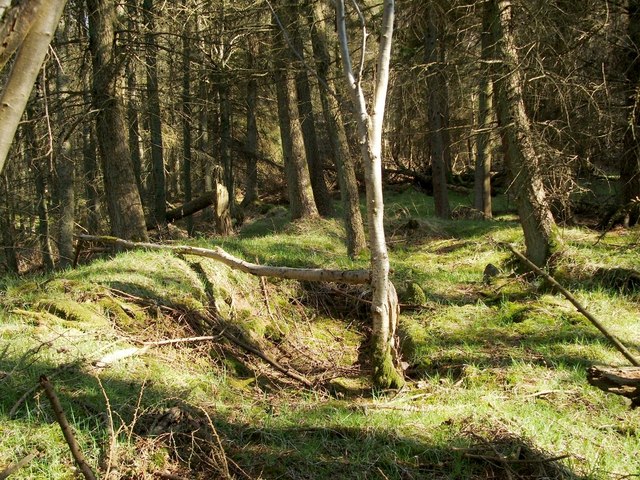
left=1, top=188, right=639, bottom=478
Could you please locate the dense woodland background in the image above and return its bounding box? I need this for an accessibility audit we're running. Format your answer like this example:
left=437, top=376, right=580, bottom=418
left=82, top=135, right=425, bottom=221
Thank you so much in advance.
left=1, top=0, right=639, bottom=271
left=1, top=2, right=640, bottom=478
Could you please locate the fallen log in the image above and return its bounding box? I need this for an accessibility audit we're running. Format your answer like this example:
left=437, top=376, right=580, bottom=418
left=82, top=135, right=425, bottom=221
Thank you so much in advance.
left=147, top=191, right=214, bottom=229
left=587, top=366, right=640, bottom=408
left=75, top=234, right=371, bottom=285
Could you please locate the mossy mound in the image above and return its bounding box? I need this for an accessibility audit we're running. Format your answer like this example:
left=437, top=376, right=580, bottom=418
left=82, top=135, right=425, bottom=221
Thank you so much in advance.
left=34, top=299, right=106, bottom=325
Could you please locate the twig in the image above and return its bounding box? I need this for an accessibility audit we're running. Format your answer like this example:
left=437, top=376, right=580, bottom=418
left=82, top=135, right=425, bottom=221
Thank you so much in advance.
left=462, top=452, right=570, bottom=464
left=470, top=433, right=514, bottom=480
left=505, top=243, right=640, bottom=367
left=39, top=375, right=97, bottom=480
left=141, top=335, right=221, bottom=346
left=522, top=389, right=575, bottom=398
left=220, top=328, right=314, bottom=389
left=94, top=375, right=116, bottom=477
left=0, top=450, right=38, bottom=480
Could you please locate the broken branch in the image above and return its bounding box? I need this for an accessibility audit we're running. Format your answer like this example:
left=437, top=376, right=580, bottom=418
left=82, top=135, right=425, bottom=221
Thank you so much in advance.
left=76, top=234, right=370, bottom=285
left=505, top=243, right=640, bottom=367
left=39, top=375, right=97, bottom=480
left=0, top=450, right=38, bottom=480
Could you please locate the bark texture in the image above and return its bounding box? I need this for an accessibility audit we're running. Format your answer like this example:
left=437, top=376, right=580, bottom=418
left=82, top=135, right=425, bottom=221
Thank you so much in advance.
left=143, top=0, right=166, bottom=227
left=425, top=4, right=451, bottom=219
left=473, top=1, right=494, bottom=218
left=273, top=4, right=318, bottom=220
left=309, top=1, right=366, bottom=257
left=87, top=0, right=148, bottom=241
left=621, top=0, right=640, bottom=226
left=336, top=0, right=403, bottom=389
left=490, top=0, right=559, bottom=266
left=290, top=2, right=333, bottom=217
left=0, top=0, right=67, bottom=174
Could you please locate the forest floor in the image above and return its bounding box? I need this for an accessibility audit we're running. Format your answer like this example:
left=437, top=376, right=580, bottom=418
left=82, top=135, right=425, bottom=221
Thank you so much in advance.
left=1, top=187, right=639, bottom=479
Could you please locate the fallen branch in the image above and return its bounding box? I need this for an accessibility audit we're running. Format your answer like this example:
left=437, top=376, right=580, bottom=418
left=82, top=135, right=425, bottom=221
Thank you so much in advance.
left=462, top=452, right=570, bottom=464
left=587, top=365, right=640, bottom=407
left=105, top=288, right=315, bottom=388
left=149, top=191, right=215, bottom=229
left=93, top=337, right=222, bottom=368
left=505, top=243, right=640, bottom=367
left=219, top=327, right=314, bottom=388
left=76, top=234, right=370, bottom=285
left=0, top=450, right=38, bottom=480
left=39, top=375, right=97, bottom=480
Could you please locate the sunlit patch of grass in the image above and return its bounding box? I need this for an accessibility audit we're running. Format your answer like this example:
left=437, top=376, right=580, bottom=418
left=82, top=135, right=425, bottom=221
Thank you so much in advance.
left=1, top=188, right=639, bottom=478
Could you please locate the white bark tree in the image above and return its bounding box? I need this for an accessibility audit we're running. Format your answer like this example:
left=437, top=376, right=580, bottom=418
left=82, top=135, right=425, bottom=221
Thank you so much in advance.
left=0, top=1, right=67, bottom=174
left=335, top=0, right=403, bottom=389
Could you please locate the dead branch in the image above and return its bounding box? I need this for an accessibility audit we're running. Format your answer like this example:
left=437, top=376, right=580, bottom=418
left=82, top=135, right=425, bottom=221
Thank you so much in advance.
left=587, top=365, right=640, bottom=407
left=221, top=328, right=314, bottom=388
left=39, top=375, right=97, bottom=480
left=92, top=337, right=222, bottom=368
left=105, top=287, right=315, bottom=389
left=0, top=450, right=38, bottom=480
left=505, top=243, right=640, bottom=367
left=75, top=234, right=370, bottom=285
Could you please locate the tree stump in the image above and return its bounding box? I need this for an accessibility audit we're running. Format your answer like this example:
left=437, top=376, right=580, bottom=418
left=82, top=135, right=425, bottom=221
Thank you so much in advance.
left=587, top=365, right=640, bottom=408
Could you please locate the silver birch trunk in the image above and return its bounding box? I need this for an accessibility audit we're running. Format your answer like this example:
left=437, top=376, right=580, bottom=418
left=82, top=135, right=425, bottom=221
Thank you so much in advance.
left=0, top=0, right=67, bottom=174
left=336, top=0, right=403, bottom=389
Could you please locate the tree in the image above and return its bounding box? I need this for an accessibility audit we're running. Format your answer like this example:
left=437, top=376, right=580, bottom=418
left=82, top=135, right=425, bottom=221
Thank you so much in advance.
left=308, top=0, right=366, bottom=257
left=424, top=2, right=451, bottom=219
left=273, top=1, right=319, bottom=221
left=289, top=2, right=334, bottom=217
left=621, top=0, right=640, bottom=226
left=489, top=0, right=560, bottom=266
left=86, top=0, right=148, bottom=241
left=0, top=1, right=67, bottom=174
left=143, top=0, right=166, bottom=227
left=336, top=0, right=404, bottom=389
left=473, top=0, right=495, bottom=219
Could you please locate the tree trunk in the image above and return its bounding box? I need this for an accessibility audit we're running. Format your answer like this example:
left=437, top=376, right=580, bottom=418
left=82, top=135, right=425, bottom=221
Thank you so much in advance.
left=143, top=0, right=166, bottom=227
left=490, top=0, right=559, bottom=267
left=87, top=0, right=148, bottom=242
left=26, top=102, right=55, bottom=270
left=0, top=0, right=67, bottom=174
left=182, top=8, right=194, bottom=236
left=621, top=0, right=640, bottom=226
left=336, top=0, right=403, bottom=389
left=82, top=99, right=100, bottom=234
left=289, top=3, right=334, bottom=217
left=473, top=1, right=494, bottom=219
left=219, top=80, right=235, bottom=222
left=56, top=141, right=75, bottom=269
left=212, top=166, right=233, bottom=235
left=241, top=37, right=259, bottom=209
left=273, top=5, right=319, bottom=221
left=124, top=2, right=144, bottom=204
left=0, top=173, right=19, bottom=272
left=308, top=0, right=366, bottom=257
left=425, top=5, right=450, bottom=219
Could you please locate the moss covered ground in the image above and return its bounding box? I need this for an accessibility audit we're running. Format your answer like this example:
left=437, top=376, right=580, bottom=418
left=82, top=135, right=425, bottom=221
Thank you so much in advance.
left=0, top=188, right=639, bottom=479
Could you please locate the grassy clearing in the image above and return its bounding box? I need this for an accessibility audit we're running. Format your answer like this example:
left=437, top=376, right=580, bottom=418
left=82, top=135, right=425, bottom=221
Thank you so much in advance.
left=1, top=188, right=639, bottom=479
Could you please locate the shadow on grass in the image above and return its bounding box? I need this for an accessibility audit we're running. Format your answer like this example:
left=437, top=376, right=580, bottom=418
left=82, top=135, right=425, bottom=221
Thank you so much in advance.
left=398, top=305, right=639, bottom=381
left=0, top=353, right=586, bottom=479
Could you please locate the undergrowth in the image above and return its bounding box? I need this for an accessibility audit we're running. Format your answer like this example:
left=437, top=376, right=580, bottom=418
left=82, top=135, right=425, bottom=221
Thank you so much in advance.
left=0, top=188, right=639, bottom=479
